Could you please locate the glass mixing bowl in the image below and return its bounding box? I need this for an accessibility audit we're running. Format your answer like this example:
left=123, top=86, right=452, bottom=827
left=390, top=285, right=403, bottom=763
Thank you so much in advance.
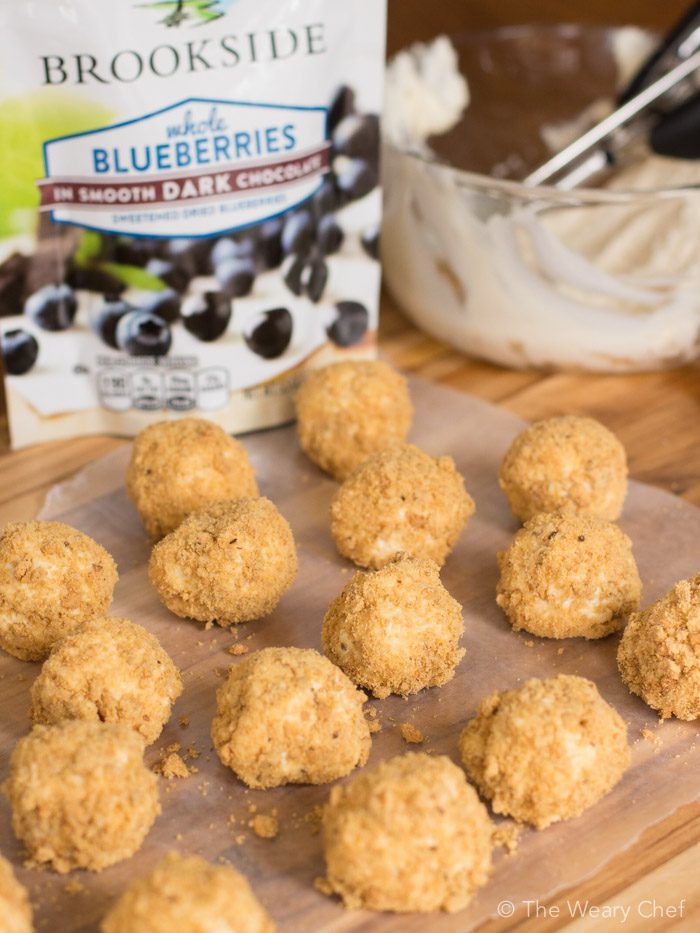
left=382, top=24, right=700, bottom=372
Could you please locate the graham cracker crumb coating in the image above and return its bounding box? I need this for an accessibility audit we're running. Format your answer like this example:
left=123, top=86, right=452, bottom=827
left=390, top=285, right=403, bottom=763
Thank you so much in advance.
left=0, top=520, right=118, bottom=661
left=499, top=415, right=627, bottom=523
left=330, top=443, right=474, bottom=569
left=497, top=510, right=641, bottom=639
left=618, top=575, right=700, bottom=720
left=149, top=498, right=297, bottom=626
left=0, top=854, right=32, bottom=933
left=211, top=647, right=371, bottom=789
left=295, top=360, right=413, bottom=480
left=30, top=616, right=182, bottom=744
left=321, top=752, right=493, bottom=913
left=459, top=675, right=630, bottom=829
left=3, top=720, right=159, bottom=873
left=126, top=418, right=259, bottom=539
left=101, top=852, right=275, bottom=932
left=322, top=554, right=464, bottom=698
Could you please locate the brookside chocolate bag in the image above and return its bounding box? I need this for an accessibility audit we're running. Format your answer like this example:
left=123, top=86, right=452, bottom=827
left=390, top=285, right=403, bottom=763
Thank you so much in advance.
left=0, top=0, right=386, bottom=447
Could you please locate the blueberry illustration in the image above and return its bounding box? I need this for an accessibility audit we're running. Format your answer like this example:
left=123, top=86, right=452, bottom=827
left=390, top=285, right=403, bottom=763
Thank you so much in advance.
left=209, top=236, right=255, bottom=271
left=1, top=329, right=38, bottom=375
left=312, top=179, right=339, bottom=218
left=181, top=291, right=231, bottom=342
left=66, top=264, right=127, bottom=296
left=282, top=252, right=329, bottom=302
left=336, top=160, right=378, bottom=202
left=306, top=256, right=329, bottom=303
left=145, top=258, right=190, bottom=293
left=326, top=301, right=369, bottom=347
left=215, top=257, right=256, bottom=298
left=327, top=85, right=356, bottom=135
left=283, top=256, right=305, bottom=297
left=281, top=211, right=316, bottom=257
left=92, top=297, right=135, bottom=349
left=244, top=307, right=293, bottom=360
left=332, top=114, right=380, bottom=163
left=361, top=224, right=380, bottom=260
left=115, top=310, right=171, bottom=357
left=210, top=238, right=238, bottom=269
left=165, top=237, right=210, bottom=277
left=113, top=237, right=163, bottom=267
left=255, top=218, right=284, bottom=269
left=24, top=283, right=77, bottom=331
left=317, top=214, right=344, bottom=255
left=141, top=289, right=181, bottom=323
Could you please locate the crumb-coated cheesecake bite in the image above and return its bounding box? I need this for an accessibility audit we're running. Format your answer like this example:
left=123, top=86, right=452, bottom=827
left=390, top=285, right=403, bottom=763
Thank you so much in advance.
left=126, top=417, right=258, bottom=538
left=101, top=852, right=275, bottom=933
left=3, top=720, right=159, bottom=873
left=212, top=647, right=371, bottom=789
left=459, top=675, right=630, bottom=829
left=30, top=616, right=182, bottom=744
left=321, top=752, right=493, bottom=913
left=330, top=443, right=474, bottom=569
left=496, top=510, right=641, bottom=639
left=149, top=498, right=297, bottom=626
left=499, top=415, right=627, bottom=523
left=295, top=360, right=413, bottom=480
left=618, top=574, right=700, bottom=720
left=322, top=554, right=464, bottom=697
left=0, top=520, right=118, bottom=661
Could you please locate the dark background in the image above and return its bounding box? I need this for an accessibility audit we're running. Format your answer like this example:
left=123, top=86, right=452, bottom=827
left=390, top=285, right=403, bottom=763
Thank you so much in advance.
left=387, top=0, right=689, bottom=54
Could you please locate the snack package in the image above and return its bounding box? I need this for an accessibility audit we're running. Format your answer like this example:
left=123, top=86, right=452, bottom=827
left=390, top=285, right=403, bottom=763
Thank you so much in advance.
left=0, top=0, right=386, bottom=448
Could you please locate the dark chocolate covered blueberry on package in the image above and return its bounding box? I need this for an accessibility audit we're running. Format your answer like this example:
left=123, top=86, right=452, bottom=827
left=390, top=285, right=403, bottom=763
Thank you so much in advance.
left=0, top=0, right=386, bottom=447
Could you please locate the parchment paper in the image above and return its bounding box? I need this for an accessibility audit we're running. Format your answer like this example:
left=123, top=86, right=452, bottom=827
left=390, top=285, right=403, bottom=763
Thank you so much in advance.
left=0, top=377, right=698, bottom=932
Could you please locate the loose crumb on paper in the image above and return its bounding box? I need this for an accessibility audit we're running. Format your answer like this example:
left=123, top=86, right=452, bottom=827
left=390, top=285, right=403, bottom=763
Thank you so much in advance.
left=250, top=813, right=279, bottom=839
left=153, top=742, right=195, bottom=780
left=63, top=879, right=84, bottom=895
left=641, top=727, right=662, bottom=748
left=399, top=722, right=424, bottom=744
left=304, top=804, right=323, bottom=835
left=155, top=752, right=190, bottom=780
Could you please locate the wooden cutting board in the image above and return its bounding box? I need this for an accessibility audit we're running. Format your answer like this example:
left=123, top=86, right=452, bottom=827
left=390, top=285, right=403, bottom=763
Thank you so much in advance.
left=0, top=378, right=699, bottom=932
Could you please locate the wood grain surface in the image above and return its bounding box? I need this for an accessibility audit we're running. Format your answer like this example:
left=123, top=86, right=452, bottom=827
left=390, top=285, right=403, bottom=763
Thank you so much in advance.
left=0, top=0, right=698, bottom=929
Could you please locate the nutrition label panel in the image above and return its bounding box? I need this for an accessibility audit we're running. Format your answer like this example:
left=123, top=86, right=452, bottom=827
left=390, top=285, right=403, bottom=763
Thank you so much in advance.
left=97, top=366, right=230, bottom=413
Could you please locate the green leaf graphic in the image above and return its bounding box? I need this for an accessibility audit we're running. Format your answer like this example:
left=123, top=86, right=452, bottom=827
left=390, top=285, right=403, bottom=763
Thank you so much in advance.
left=139, top=1, right=225, bottom=27
left=0, top=93, right=111, bottom=237
left=73, top=230, right=103, bottom=266
left=98, top=261, right=167, bottom=291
